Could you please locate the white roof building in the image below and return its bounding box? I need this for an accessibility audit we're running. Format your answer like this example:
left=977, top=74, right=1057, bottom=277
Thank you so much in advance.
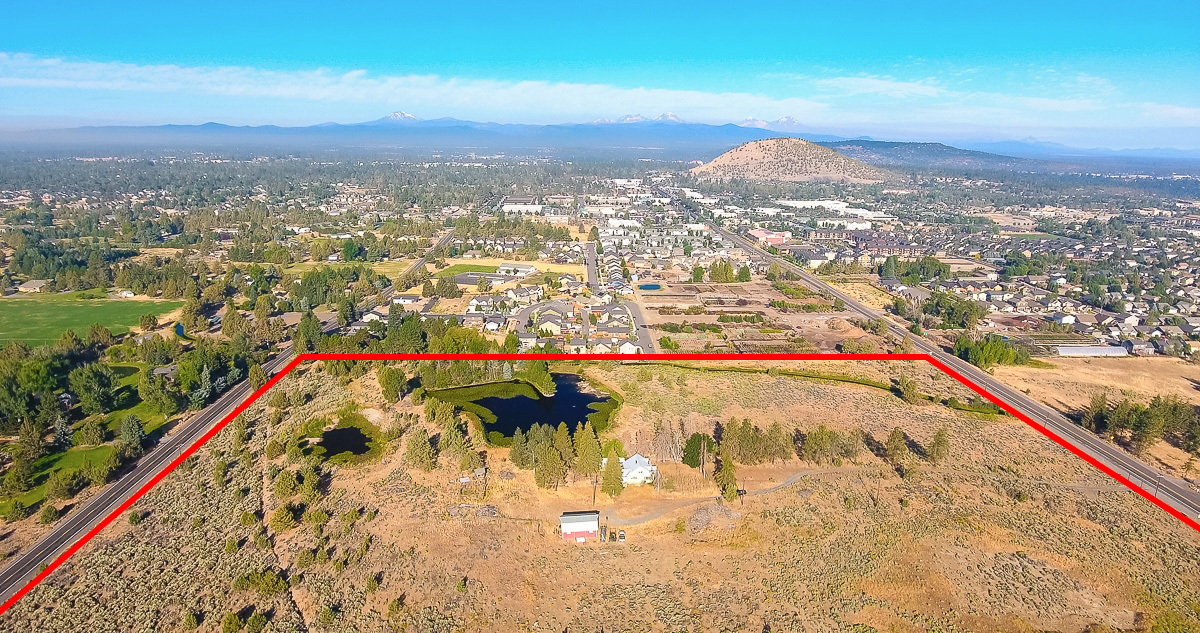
left=601, top=453, right=658, bottom=485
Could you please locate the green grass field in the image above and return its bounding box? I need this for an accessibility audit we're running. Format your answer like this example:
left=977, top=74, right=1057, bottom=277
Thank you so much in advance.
left=0, top=290, right=183, bottom=345
left=433, top=263, right=498, bottom=277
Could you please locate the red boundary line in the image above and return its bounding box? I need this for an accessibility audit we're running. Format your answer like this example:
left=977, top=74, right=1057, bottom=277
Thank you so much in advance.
left=1, top=352, right=1197, bottom=616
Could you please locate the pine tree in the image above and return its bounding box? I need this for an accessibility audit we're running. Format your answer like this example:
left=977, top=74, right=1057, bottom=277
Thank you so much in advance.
left=573, top=422, right=602, bottom=478
left=119, top=414, right=146, bottom=453
left=600, top=449, right=624, bottom=498
left=509, top=428, right=531, bottom=469
left=715, top=443, right=738, bottom=501
left=534, top=442, right=565, bottom=489
left=405, top=427, right=436, bottom=471
left=553, top=422, right=576, bottom=473
left=928, top=427, right=950, bottom=464
left=15, top=418, right=44, bottom=462
left=885, top=427, right=909, bottom=465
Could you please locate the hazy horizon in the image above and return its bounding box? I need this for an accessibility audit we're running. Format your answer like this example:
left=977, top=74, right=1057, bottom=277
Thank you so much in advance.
left=2, top=1, right=1198, bottom=149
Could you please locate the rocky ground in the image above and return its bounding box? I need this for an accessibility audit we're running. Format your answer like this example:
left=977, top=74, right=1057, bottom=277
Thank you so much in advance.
left=2, top=360, right=1198, bottom=633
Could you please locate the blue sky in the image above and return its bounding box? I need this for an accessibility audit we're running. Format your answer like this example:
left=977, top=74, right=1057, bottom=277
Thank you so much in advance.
left=2, top=1, right=1199, bottom=147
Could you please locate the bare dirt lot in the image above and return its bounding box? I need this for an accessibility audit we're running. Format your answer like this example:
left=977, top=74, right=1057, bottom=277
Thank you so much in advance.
left=639, top=282, right=870, bottom=353
left=993, top=356, right=1200, bottom=480
left=3, top=360, right=1198, bottom=633
left=993, top=356, right=1200, bottom=411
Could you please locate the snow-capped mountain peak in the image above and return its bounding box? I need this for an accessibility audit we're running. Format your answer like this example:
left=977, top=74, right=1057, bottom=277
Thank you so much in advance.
left=385, top=111, right=421, bottom=122
left=653, top=112, right=685, bottom=123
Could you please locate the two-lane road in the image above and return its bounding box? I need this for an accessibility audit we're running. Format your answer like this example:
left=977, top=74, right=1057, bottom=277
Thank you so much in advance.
left=709, top=222, right=1200, bottom=521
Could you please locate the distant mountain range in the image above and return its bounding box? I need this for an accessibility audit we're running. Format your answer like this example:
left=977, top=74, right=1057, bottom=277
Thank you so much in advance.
left=3, top=112, right=1197, bottom=166
left=958, top=137, right=1200, bottom=161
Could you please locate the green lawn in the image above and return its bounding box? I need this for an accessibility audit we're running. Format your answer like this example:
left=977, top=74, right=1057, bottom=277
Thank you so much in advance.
left=0, top=290, right=183, bottom=345
left=104, top=363, right=171, bottom=434
left=433, top=264, right=498, bottom=278
left=0, top=445, right=117, bottom=514
left=0, top=363, right=172, bottom=515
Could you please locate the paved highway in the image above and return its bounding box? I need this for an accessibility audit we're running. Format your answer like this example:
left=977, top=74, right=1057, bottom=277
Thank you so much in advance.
left=709, top=222, right=1200, bottom=521
left=0, top=230, right=455, bottom=605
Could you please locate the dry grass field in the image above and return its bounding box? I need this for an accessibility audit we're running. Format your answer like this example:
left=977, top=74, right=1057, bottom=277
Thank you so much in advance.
left=3, top=360, right=1198, bottom=633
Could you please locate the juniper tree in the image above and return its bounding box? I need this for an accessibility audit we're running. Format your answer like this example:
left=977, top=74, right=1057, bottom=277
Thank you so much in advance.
left=1081, top=392, right=1108, bottom=432
left=45, top=470, right=70, bottom=501
left=460, top=449, right=483, bottom=471
left=802, top=424, right=839, bottom=464
left=928, top=427, right=950, bottom=464
left=715, top=443, right=738, bottom=502
left=885, top=427, right=909, bottom=465
left=78, top=417, right=105, bottom=446
left=248, top=364, right=268, bottom=390
left=405, top=427, right=436, bottom=471
left=38, top=503, right=59, bottom=524
left=838, top=429, right=864, bottom=463
left=440, top=416, right=467, bottom=464
left=765, top=422, right=792, bottom=463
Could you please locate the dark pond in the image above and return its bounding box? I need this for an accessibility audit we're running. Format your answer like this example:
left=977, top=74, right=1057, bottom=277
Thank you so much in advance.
left=433, top=374, right=611, bottom=436
left=638, top=284, right=661, bottom=290
left=318, top=426, right=371, bottom=456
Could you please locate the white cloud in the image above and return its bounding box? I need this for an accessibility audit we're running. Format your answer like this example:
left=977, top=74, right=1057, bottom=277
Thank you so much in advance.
left=1141, top=102, right=1200, bottom=126
left=814, top=76, right=944, bottom=98
left=0, top=52, right=828, bottom=124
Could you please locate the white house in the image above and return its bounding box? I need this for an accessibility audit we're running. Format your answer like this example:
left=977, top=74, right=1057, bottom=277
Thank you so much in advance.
left=617, top=340, right=642, bottom=354
left=361, top=309, right=387, bottom=322
left=601, top=453, right=658, bottom=485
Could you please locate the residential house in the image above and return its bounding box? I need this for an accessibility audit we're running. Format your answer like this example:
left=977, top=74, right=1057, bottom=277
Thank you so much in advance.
left=600, top=453, right=658, bottom=485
